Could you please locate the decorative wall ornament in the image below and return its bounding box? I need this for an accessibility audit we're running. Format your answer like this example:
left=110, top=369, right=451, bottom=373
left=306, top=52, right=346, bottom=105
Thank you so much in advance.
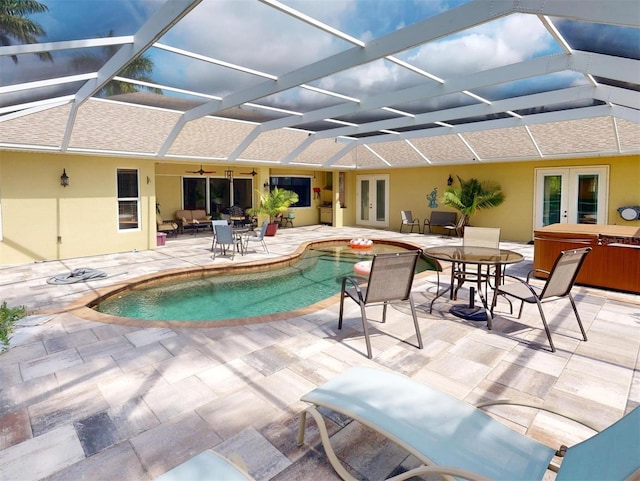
left=426, top=187, right=438, bottom=208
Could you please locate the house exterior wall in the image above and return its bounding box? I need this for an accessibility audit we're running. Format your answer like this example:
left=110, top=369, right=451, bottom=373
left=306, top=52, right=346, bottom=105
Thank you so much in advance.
left=155, top=173, right=183, bottom=222
left=0, top=151, right=637, bottom=266
left=382, top=155, right=639, bottom=241
left=0, top=151, right=156, bottom=265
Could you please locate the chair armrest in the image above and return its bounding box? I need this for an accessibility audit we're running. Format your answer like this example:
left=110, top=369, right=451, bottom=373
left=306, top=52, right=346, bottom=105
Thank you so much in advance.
left=501, top=274, right=542, bottom=298
left=341, top=276, right=364, bottom=301
left=526, top=268, right=550, bottom=283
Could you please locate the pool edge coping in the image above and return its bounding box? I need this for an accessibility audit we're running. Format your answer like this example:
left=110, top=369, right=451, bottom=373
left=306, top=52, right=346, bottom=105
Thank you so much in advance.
left=38, top=237, right=429, bottom=329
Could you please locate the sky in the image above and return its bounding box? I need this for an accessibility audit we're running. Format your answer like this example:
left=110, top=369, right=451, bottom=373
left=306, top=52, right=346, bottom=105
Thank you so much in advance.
left=3, top=0, right=638, bottom=115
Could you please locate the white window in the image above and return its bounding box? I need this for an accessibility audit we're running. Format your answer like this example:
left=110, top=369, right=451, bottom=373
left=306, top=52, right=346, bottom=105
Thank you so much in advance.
left=117, top=168, right=140, bottom=230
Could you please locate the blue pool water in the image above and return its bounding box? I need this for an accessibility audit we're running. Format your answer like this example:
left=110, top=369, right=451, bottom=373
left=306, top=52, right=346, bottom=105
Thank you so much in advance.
left=97, top=244, right=434, bottom=322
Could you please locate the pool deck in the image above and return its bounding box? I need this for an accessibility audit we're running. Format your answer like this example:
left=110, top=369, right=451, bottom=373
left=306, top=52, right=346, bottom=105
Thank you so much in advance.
left=1, top=225, right=638, bottom=480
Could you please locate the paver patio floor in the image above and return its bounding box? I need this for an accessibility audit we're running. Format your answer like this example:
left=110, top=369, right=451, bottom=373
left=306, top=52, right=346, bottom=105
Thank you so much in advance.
left=1, top=226, right=638, bottom=480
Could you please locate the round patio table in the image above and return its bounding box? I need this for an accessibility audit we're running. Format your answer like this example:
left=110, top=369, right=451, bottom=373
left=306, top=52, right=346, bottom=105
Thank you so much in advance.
left=424, top=246, right=524, bottom=322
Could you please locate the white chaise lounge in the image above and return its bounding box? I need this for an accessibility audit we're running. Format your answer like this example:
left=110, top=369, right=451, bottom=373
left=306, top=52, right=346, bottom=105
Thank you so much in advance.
left=298, top=366, right=640, bottom=481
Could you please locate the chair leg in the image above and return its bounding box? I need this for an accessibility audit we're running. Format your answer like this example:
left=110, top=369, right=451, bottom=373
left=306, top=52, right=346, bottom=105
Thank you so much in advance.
left=296, top=410, right=307, bottom=447
left=338, top=290, right=346, bottom=329
left=535, top=299, right=556, bottom=352
left=359, top=303, right=373, bottom=359
left=299, top=407, right=356, bottom=481
left=490, top=287, right=498, bottom=316
left=409, top=297, right=423, bottom=350
left=381, top=302, right=388, bottom=323
left=261, top=239, right=269, bottom=254
left=568, top=293, right=588, bottom=341
left=429, top=270, right=446, bottom=314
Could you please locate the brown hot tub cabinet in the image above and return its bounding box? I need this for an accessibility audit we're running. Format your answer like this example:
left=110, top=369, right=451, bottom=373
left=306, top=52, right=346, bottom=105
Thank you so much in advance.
left=533, top=224, right=640, bottom=294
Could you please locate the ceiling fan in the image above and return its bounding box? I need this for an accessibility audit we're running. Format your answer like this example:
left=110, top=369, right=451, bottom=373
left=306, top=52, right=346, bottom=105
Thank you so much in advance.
left=241, top=169, right=258, bottom=176
left=186, top=165, right=216, bottom=175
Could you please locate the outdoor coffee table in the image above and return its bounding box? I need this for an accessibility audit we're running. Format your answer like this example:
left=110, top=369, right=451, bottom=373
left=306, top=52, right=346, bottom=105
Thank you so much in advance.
left=423, top=246, right=524, bottom=322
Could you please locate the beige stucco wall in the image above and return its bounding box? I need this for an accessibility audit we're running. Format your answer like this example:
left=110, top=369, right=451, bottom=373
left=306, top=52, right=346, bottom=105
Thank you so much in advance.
left=371, top=155, right=639, bottom=241
left=0, top=150, right=638, bottom=265
left=0, top=151, right=156, bottom=265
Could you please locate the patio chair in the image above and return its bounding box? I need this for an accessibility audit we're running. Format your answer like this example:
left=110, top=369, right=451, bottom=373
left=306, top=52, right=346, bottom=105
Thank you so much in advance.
left=443, top=213, right=466, bottom=237
left=298, top=366, right=640, bottom=481
left=212, top=223, right=243, bottom=260
left=453, top=227, right=501, bottom=299
left=154, top=450, right=254, bottom=480
left=243, top=221, right=269, bottom=254
left=338, top=250, right=423, bottom=359
left=281, top=211, right=295, bottom=228
left=210, top=219, right=229, bottom=251
left=400, top=210, right=421, bottom=234
left=156, top=213, right=178, bottom=237
left=489, top=247, right=592, bottom=352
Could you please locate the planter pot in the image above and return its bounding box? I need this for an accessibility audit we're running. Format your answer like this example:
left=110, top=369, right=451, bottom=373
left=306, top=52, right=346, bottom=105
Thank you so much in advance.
left=265, top=223, right=279, bottom=236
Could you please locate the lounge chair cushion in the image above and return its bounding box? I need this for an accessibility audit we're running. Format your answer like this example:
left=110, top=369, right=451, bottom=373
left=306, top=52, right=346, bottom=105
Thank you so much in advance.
left=301, top=366, right=556, bottom=480
left=555, top=406, right=640, bottom=481
left=154, top=450, right=253, bottom=481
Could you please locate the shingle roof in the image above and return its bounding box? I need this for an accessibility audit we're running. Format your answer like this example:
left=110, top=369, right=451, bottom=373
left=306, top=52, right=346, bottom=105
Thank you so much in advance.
left=1, top=0, right=638, bottom=168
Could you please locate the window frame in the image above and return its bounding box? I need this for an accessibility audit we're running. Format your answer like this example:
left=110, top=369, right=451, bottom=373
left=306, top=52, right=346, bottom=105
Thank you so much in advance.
left=117, top=168, right=140, bottom=231
left=269, top=175, right=311, bottom=208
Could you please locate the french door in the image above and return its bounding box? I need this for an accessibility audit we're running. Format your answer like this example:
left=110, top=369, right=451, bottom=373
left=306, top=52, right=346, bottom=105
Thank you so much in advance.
left=534, top=166, right=609, bottom=229
left=356, top=174, right=389, bottom=227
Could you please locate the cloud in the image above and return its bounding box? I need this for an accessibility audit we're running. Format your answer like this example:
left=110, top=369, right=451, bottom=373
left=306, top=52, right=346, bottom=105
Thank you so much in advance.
left=160, top=1, right=348, bottom=74
left=152, top=5, right=559, bottom=113
left=406, top=14, right=555, bottom=78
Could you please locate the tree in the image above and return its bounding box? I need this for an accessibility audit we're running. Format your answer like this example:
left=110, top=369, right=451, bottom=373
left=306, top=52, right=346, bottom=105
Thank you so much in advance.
left=441, top=176, right=505, bottom=225
left=0, top=0, right=52, bottom=63
left=250, top=187, right=299, bottom=224
left=69, top=30, right=161, bottom=97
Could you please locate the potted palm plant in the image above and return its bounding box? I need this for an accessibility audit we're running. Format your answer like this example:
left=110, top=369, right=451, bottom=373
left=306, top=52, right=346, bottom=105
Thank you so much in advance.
left=250, top=187, right=299, bottom=236
left=441, top=176, right=505, bottom=232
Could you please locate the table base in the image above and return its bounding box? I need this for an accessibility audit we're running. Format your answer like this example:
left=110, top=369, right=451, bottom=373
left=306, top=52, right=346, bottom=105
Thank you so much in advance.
left=449, top=287, right=488, bottom=322
left=450, top=305, right=487, bottom=322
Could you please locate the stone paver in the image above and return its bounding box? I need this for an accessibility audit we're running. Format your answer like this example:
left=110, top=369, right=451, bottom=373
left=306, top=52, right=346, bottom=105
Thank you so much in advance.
left=0, top=226, right=638, bottom=480
left=0, top=425, right=85, bottom=480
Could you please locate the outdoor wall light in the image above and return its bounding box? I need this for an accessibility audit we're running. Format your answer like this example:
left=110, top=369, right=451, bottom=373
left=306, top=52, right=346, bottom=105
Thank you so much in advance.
left=60, top=169, right=69, bottom=187
left=263, top=181, right=269, bottom=189
left=447, top=174, right=453, bottom=186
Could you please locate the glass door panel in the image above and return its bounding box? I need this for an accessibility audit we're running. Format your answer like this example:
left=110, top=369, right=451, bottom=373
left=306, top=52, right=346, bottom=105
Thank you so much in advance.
left=358, top=179, right=370, bottom=222
left=375, top=179, right=386, bottom=222
left=541, top=174, right=565, bottom=226
left=183, top=177, right=207, bottom=210
left=575, top=174, right=599, bottom=224
left=356, top=175, right=388, bottom=227
left=233, top=178, right=253, bottom=211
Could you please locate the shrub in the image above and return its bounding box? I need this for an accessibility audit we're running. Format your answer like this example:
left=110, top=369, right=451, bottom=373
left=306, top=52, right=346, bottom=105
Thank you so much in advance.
left=0, top=301, right=27, bottom=352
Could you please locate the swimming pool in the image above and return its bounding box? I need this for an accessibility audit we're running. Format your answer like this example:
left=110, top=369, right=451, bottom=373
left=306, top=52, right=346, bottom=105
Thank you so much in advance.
left=94, top=240, right=434, bottom=324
